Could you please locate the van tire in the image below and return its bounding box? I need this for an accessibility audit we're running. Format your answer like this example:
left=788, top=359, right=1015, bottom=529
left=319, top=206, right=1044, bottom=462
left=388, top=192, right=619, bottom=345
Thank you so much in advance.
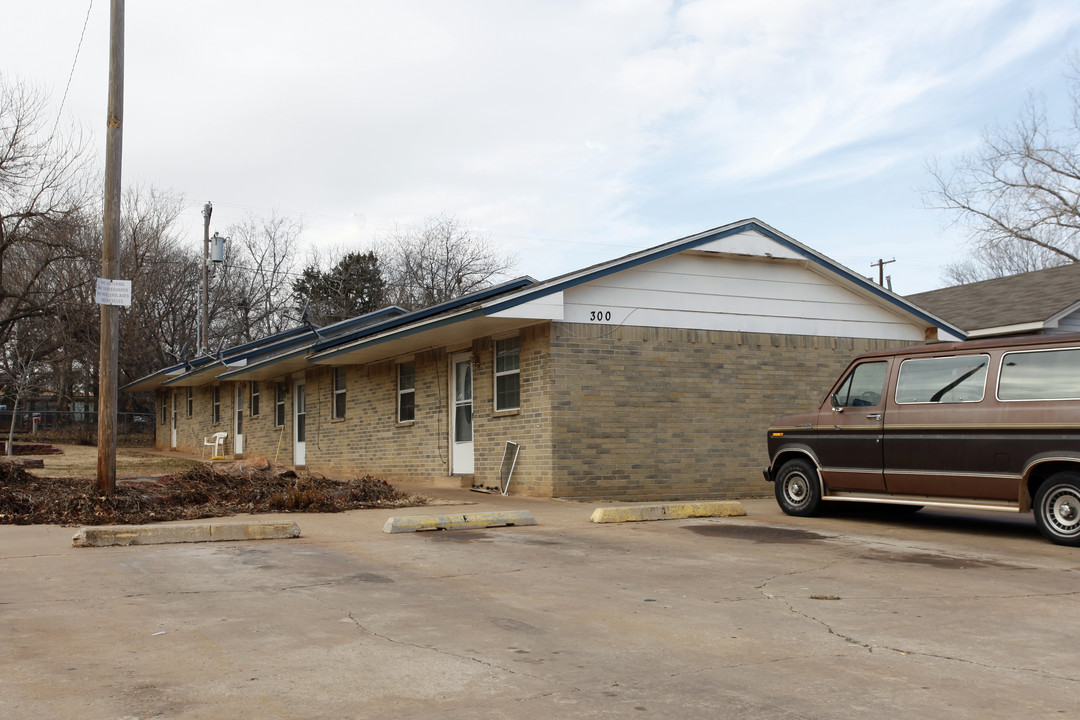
left=775, top=459, right=822, bottom=517
left=1034, top=472, right=1080, bottom=546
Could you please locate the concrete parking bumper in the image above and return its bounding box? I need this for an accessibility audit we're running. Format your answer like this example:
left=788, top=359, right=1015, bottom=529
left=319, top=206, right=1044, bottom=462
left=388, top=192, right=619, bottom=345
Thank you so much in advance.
left=72, top=521, right=301, bottom=547
left=589, top=500, right=745, bottom=523
left=383, top=510, right=537, bottom=533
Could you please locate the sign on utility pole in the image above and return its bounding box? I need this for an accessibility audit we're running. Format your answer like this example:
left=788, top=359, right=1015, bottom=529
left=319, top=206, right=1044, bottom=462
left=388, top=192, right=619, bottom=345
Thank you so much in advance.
left=95, top=278, right=132, bottom=307
left=97, top=0, right=124, bottom=495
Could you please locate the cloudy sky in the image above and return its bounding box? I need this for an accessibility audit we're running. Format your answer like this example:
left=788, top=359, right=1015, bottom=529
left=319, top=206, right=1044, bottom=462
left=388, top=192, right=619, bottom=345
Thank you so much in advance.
left=5, top=0, right=1080, bottom=293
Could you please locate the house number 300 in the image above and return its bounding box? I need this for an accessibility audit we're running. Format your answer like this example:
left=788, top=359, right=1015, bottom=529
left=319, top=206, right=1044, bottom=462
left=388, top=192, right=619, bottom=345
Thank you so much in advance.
left=589, top=310, right=612, bottom=322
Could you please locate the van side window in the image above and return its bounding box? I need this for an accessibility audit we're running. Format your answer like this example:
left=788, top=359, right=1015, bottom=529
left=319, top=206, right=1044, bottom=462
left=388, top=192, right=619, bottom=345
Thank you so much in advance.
left=832, top=361, right=888, bottom=407
left=895, top=355, right=989, bottom=404
left=999, top=347, right=1080, bottom=401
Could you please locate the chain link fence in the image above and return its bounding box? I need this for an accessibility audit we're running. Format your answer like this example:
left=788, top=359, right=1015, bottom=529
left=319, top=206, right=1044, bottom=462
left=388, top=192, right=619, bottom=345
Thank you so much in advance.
left=1, top=410, right=155, bottom=446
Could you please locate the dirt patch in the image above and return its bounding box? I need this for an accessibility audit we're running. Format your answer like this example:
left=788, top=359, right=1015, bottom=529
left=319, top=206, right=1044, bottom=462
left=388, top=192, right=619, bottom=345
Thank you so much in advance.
left=20, top=444, right=204, bottom=480
left=0, top=457, right=427, bottom=526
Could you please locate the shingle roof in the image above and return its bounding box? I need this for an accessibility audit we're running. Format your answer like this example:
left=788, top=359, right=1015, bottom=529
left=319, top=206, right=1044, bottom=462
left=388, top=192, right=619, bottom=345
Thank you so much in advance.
left=907, top=263, right=1080, bottom=333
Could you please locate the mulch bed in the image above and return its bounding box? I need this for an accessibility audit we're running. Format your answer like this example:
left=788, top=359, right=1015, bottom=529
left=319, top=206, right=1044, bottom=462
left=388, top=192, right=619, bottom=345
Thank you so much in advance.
left=0, top=461, right=426, bottom=526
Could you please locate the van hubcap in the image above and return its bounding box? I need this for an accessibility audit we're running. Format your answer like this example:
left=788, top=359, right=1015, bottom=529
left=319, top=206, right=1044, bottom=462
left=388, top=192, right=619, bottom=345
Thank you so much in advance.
left=786, top=476, right=808, bottom=503
left=1046, top=487, right=1080, bottom=534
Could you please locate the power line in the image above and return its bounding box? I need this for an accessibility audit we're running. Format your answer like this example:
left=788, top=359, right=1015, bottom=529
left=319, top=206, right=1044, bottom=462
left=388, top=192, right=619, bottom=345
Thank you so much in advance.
left=192, top=201, right=654, bottom=255
left=50, top=0, right=95, bottom=141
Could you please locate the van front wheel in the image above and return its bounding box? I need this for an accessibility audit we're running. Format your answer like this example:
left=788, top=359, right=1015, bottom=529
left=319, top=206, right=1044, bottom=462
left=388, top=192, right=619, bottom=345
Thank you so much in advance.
left=775, top=459, right=822, bottom=517
left=1034, top=472, right=1080, bottom=546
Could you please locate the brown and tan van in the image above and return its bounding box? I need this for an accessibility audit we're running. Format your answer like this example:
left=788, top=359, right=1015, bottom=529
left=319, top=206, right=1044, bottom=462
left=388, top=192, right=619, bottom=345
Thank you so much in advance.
left=764, top=334, right=1080, bottom=545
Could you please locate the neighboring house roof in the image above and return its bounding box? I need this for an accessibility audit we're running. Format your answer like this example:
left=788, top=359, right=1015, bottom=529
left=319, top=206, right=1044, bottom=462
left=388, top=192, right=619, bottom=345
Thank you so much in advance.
left=907, top=263, right=1080, bottom=338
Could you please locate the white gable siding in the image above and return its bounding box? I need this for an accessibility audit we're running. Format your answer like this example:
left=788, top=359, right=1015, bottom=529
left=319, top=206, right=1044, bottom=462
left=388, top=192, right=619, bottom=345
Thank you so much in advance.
left=560, top=253, right=926, bottom=341
left=693, top=229, right=804, bottom=259
left=1051, top=308, right=1080, bottom=334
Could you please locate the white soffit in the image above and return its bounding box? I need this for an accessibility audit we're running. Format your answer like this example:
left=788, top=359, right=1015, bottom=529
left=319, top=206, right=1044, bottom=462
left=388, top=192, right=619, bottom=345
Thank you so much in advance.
left=692, top=229, right=803, bottom=260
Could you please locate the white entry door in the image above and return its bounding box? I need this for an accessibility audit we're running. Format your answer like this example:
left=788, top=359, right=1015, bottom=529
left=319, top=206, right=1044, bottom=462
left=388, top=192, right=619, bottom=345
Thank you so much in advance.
left=293, top=380, right=306, bottom=466
left=450, top=353, right=474, bottom=474
left=170, top=390, right=177, bottom=449
left=234, top=384, right=244, bottom=455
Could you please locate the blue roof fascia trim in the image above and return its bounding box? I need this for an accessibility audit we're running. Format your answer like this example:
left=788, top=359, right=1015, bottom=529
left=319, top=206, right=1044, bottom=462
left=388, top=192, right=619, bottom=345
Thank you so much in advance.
left=219, top=325, right=311, bottom=357
left=217, top=329, right=320, bottom=367
left=197, top=306, right=407, bottom=369
left=120, top=364, right=186, bottom=391
left=216, top=347, right=308, bottom=379
left=480, top=220, right=965, bottom=338
left=216, top=306, right=413, bottom=379
left=313, top=305, right=407, bottom=337
left=311, top=277, right=535, bottom=353
left=177, top=325, right=313, bottom=370
left=312, top=307, right=489, bottom=362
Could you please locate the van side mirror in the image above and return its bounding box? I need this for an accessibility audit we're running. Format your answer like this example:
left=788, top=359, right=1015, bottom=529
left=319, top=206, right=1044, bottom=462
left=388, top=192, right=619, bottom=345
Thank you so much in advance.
left=831, top=394, right=843, bottom=412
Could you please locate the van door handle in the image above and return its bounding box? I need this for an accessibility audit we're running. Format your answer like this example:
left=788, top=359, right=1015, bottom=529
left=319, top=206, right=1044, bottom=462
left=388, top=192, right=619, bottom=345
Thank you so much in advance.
left=865, top=413, right=882, bottom=420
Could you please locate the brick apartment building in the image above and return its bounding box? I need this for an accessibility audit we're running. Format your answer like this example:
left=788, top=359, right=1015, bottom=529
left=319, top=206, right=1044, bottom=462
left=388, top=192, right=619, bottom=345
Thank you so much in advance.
left=126, top=219, right=961, bottom=500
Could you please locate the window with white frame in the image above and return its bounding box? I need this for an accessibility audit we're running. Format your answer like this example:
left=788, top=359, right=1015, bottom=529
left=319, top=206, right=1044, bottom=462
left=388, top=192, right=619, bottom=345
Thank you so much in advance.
left=275, top=382, right=286, bottom=427
left=332, top=367, right=347, bottom=419
left=494, top=336, right=521, bottom=411
left=398, top=361, right=415, bottom=423
left=212, top=386, right=221, bottom=424
left=161, top=392, right=168, bottom=423
left=250, top=381, right=260, bottom=417
left=186, top=386, right=193, bottom=417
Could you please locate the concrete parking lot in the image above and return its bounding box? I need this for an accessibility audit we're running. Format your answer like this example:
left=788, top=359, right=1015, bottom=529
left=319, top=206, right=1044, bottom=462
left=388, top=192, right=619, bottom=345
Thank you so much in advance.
left=2, top=489, right=1078, bottom=719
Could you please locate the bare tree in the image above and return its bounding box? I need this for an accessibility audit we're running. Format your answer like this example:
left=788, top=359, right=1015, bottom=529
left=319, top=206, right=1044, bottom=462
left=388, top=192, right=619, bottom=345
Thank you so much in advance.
left=211, top=212, right=302, bottom=345
left=380, top=214, right=516, bottom=310
left=926, top=57, right=1080, bottom=283
left=941, top=242, right=1069, bottom=285
left=42, top=187, right=198, bottom=405
left=0, top=75, right=92, bottom=346
left=0, top=320, right=53, bottom=455
left=116, top=186, right=198, bottom=385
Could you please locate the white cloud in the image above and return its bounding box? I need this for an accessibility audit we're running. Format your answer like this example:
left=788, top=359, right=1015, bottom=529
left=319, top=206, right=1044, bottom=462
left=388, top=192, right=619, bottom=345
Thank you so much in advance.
left=4, top=0, right=1080, bottom=292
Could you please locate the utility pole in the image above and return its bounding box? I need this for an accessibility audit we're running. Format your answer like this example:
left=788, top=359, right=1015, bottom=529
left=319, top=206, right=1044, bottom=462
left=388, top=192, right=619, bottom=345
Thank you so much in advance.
left=97, top=0, right=124, bottom=494
left=200, top=201, right=212, bottom=354
left=871, top=258, right=895, bottom=287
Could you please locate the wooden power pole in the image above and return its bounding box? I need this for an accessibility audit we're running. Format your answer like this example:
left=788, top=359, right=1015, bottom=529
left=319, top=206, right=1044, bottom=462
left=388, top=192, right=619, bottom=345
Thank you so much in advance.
left=97, top=0, right=125, bottom=494
left=871, top=258, right=895, bottom=287
left=200, top=202, right=212, bottom=354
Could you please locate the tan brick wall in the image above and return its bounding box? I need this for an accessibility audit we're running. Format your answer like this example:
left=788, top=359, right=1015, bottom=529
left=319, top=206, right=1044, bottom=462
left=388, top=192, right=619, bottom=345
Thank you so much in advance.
left=152, top=322, right=905, bottom=500
left=156, top=381, right=294, bottom=463
left=294, top=327, right=555, bottom=493
left=234, top=380, right=295, bottom=465
left=298, top=354, right=450, bottom=482
left=470, top=324, right=555, bottom=496
left=548, top=323, right=905, bottom=500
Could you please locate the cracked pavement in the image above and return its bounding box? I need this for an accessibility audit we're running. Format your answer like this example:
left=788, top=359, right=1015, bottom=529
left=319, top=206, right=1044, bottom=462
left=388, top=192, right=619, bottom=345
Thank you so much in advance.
left=1, top=492, right=1079, bottom=719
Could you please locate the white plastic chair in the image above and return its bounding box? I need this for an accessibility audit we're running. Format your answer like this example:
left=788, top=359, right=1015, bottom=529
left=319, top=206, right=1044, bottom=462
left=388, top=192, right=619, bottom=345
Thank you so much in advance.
left=204, top=431, right=228, bottom=460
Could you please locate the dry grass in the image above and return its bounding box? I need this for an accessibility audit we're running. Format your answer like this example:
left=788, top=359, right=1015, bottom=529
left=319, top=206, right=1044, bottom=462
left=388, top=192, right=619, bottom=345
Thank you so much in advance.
left=21, top=444, right=205, bottom=479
